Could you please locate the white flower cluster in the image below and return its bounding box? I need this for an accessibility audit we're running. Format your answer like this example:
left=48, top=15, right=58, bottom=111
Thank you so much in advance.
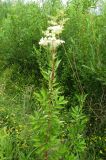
left=39, top=24, right=65, bottom=48
left=47, top=25, right=63, bottom=35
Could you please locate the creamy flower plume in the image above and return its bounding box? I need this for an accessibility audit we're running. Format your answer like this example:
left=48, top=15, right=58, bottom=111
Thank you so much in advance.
left=39, top=22, right=65, bottom=48
left=47, top=25, right=63, bottom=35
left=39, top=36, right=65, bottom=48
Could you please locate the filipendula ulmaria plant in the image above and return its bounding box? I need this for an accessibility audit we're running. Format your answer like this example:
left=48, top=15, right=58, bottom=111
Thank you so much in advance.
left=30, top=16, right=67, bottom=160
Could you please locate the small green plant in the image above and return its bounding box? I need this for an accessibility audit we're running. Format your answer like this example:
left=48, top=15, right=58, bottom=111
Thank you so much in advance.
left=65, top=95, right=88, bottom=160
left=0, top=127, right=13, bottom=160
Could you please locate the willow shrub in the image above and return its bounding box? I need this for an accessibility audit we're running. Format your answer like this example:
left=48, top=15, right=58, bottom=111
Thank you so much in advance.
left=0, top=1, right=48, bottom=87
left=61, top=1, right=106, bottom=159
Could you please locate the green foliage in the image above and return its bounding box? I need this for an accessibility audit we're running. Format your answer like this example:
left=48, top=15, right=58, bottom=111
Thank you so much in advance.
left=30, top=24, right=67, bottom=158
left=64, top=95, right=88, bottom=160
left=0, top=127, right=13, bottom=160
left=0, top=0, right=106, bottom=159
left=0, top=1, right=47, bottom=86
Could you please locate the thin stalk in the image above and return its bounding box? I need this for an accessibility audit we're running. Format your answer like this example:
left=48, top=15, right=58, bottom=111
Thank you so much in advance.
left=44, top=46, right=56, bottom=160
left=44, top=151, right=48, bottom=160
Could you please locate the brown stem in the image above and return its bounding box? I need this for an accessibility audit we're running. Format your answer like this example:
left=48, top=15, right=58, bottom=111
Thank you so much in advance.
left=44, top=151, right=48, bottom=160
left=44, top=46, right=56, bottom=160
left=51, top=46, right=56, bottom=88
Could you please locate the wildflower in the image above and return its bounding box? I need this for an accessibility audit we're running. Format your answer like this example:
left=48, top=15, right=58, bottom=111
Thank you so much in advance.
left=47, top=25, right=63, bottom=35
left=48, top=36, right=65, bottom=48
left=39, top=37, right=48, bottom=46
left=39, top=20, right=65, bottom=49
left=44, top=30, right=54, bottom=37
left=39, top=36, right=65, bottom=48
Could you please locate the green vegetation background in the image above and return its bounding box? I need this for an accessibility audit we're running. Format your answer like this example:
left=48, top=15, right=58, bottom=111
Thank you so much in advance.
left=0, top=0, right=106, bottom=159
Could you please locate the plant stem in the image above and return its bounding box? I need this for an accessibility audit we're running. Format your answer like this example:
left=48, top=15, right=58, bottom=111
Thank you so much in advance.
left=44, top=151, right=48, bottom=160
left=44, top=46, right=56, bottom=160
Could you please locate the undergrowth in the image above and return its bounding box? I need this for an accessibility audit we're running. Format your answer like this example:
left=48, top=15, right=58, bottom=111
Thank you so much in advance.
left=0, top=0, right=106, bottom=160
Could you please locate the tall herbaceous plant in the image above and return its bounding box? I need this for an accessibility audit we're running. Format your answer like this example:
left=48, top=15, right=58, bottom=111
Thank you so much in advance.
left=30, top=14, right=67, bottom=160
